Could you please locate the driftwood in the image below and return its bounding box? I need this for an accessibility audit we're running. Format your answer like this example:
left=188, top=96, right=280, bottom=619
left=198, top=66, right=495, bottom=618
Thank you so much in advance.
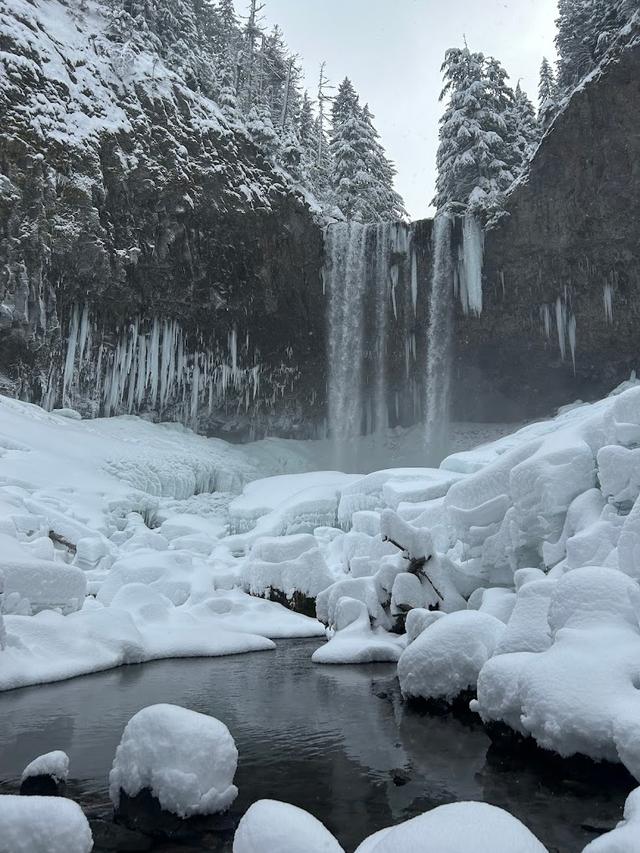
left=48, top=530, right=77, bottom=554
left=383, top=536, right=444, bottom=602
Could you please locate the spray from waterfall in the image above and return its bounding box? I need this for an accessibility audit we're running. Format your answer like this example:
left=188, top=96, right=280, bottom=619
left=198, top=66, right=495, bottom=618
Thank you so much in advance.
left=425, top=214, right=455, bottom=462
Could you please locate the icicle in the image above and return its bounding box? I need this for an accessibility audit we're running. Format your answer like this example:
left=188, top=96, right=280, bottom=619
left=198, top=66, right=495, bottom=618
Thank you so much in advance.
left=540, top=305, right=551, bottom=339
left=62, top=305, right=80, bottom=401
left=458, top=214, right=485, bottom=316
left=604, top=284, right=614, bottom=324
left=77, top=304, right=90, bottom=366
left=568, top=314, right=577, bottom=374
left=555, top=297, right=566, bottom=360
left=410, top=250, right=418, bottom=315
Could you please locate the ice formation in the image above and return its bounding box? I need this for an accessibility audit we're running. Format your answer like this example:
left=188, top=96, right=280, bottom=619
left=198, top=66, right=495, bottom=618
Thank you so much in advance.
left=457, top=213, right=485, bottom=316
left=233, top=800, right=345, bottom=853
left=109, top=704, right=238, bottom=817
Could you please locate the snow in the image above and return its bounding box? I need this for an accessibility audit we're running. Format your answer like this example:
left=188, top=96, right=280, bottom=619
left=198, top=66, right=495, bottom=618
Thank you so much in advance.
left=312, top=598, right=404, bottom=664
left=398, top=610, right=505, bottom=703
left=353, top=802, right=547, bottom=853
left=233, top=800, right=345, bottom=853
left=109, top=704, right=238, bottom=817
left=21, top=751, right=69, bottom=782
left=0, top=795, right=93, bottom=853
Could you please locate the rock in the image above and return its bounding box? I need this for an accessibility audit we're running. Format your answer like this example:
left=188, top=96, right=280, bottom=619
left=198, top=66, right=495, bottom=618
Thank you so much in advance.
left=114, top=788, right=237, bottom=841
left=89, top=818, right=152, bottom=851
left=20, top=774, right=65, bottom=797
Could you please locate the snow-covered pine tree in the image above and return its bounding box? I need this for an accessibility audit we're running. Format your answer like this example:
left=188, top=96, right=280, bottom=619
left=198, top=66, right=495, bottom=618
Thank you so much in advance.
left=209, top=0, right=242, bottom=92
left=359, top=104, right=407, bottom=221
left=510, top=82, right=539, bottom=168
left=538, top=57, right=559, bottom=129
left=330, top=78, right=405, bottom=222
left=246, top=98, right=281, bottom=161
left=238, top=0, right=265, bottom=112
left=433, top=48, right=516, bottom=214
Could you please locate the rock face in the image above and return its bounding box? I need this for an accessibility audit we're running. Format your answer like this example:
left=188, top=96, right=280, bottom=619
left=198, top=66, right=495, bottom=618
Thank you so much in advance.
left=453, top=42, right=640, bottom=423
left=0, top=0, right=324, bottom=440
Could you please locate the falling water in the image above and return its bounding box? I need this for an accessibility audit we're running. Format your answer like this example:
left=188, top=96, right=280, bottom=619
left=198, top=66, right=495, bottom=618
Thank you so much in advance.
left=326, top=222, right=369, bottom=443
left=424, top=214, right=455, bottom=462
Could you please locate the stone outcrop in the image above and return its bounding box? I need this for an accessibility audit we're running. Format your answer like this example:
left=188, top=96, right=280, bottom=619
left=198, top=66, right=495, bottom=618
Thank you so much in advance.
left=453, top=42, right=640, bottom=422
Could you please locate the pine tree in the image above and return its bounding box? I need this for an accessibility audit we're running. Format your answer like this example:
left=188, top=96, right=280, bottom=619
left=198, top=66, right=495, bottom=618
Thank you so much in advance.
left=538, top=57, right=559, bottom=128
left=359, top=105, right=407, bottom=221
left=330, top=78, right=368, bottom=219
left=247, top=99, right=280, bottom=160
left=433, top=48, right=516, bottom=213
left=510, top=82, right=539, bottom=168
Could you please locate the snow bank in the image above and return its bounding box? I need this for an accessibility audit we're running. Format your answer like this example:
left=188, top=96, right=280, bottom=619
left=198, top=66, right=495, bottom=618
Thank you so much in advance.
left=475, top=567, right=640, bottom=774
left=353, top=802, right=547, bottom=853
left=233, top=800, right=345, bottom=853
left=110, top=704, right=238, bottom=817
left=0, top=795, right=93, bottom=853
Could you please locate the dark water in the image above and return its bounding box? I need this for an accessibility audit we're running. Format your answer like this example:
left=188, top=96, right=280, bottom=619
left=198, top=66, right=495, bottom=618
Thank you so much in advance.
left=0, top=640, right=632, bottom=852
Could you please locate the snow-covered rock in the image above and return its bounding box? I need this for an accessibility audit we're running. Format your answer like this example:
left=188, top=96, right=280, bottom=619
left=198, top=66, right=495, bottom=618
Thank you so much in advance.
left=0, top=795, right=93, bottom=853
left=109, top=704, right=238, bottom=818
left=353, top=802, right=547, bottom=852
left=233, top=800, right=345, bottom=853
left=475, top=567, right=640, bottom=775
left=312, top=598, right=404, bottom=665
left=22, top=751, right=69, bottom=783
left=398, top=610, right=505, bottom=703
left=242, top=534, right=334, bottom=602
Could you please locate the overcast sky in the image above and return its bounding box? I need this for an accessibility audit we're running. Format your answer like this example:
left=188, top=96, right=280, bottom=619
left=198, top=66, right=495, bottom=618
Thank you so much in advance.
left=237, top=0, right=559, bottom=219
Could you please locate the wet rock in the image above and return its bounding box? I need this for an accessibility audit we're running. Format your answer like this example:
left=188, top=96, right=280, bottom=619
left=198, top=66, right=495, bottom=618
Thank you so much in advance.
left=115, top=788, right=237, bottom=843
left=19, top=774, right=65, bottom=797
left=89, top=818, right=152, bottom=851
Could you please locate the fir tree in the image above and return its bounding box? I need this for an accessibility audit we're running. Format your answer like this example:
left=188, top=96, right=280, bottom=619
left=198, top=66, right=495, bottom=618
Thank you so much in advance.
left=433, top=48, right=516, bottom=213
left=510, top=82, right=539, bottom=167
left=538, top=57, right=559, bottom=128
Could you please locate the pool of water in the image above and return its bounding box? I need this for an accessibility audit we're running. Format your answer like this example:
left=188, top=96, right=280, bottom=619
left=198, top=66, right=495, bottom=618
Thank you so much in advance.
left=0, top=640, right=632, bottom=852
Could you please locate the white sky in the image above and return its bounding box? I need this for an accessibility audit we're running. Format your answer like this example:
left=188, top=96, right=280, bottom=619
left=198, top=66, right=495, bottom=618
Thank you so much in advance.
left=237, top=0, right=559, bottom=219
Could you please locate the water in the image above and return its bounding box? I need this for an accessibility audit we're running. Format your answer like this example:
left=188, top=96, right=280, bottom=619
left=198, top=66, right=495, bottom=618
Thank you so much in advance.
left=0, top=640, right=631, bottom=852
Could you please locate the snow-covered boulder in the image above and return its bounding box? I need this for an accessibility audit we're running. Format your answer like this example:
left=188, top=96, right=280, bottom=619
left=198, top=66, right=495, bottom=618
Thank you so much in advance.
left=20, top=750, right=69, bottom=796
left=312, top=598, right=404, bottom=665
left=242, top=534, right=334, bottom=606
left=398, top=610, right=505, bottom=703
left=583, top=787, right=640, bottom=852
left=316, top=576, right=388, bottom=628
left=0, top=795, right=93, bottom=853
left=353, top=802, right=547, bottom=853
left=475, top=567, right=640, bottom=773
left=109, top=704, right=238, bottom=818
left=233, top=800, right=344, bottom=853
left=0, top=534, right=86, bottom=614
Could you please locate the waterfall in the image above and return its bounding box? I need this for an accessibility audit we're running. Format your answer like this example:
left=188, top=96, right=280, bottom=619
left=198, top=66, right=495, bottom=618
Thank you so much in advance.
left=425, top=214, right=455, bottom=461
left=457, top=214, right=484, bottom=316
left=325, top=221, right=418, bottom=453
left=326, top=222, right=369, bottom=442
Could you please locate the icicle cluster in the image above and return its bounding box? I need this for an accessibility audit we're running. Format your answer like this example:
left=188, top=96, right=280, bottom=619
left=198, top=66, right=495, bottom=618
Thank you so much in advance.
left=55, top=308, right=281, bottom=427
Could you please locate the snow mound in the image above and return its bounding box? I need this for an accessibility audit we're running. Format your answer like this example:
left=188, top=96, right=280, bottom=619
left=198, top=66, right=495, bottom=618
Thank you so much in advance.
left=353, top=801, right=547, bottom=852
left=0, top=795, right=93, bottom=853
left=22, top=751, right=69, bottom=782
left=398, top=610, right=505, bottom=703
left=242, top=534, right=334, bottom=600
left=475, top=567, right=640, bottom=774
left=312, top=598, right=404, bottom=665
left=109, top=704, right=238, bottom=817
left=233, top=800, right=345, bottom=853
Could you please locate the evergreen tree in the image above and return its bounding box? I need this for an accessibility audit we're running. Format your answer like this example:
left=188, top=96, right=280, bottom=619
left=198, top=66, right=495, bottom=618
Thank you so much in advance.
left=359, top=105, right=407, bottom=221
left=433, top=48, right=516, bottom=213
left=538, top=57, right=559, bottom=128
left=246, top=99, right=280, bottom=160
left=510, top=82, right=539, bottom=167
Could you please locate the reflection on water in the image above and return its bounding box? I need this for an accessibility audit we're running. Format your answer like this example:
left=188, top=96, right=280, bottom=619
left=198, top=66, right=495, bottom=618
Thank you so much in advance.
left=0, top=640, right=632, bottom=852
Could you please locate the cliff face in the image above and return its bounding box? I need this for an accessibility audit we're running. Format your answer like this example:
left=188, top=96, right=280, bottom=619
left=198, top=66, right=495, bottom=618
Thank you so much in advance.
left=453, top=42, right=640, bottom=423
left=0, top=0, right=325, bottom=439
